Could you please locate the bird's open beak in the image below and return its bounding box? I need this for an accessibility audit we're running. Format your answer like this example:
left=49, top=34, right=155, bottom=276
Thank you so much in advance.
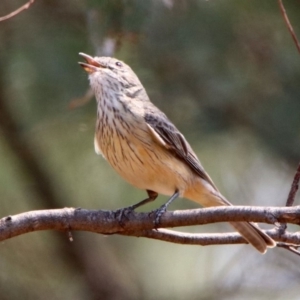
left=78, top=53, right=103, bottom=74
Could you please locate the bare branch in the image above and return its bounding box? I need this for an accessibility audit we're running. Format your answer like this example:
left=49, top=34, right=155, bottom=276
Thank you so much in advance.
left=278, top=0, right=300, bottom=54
left=286, top=163, right=300, bottom=207
left=0, top=0, right=35, bottom=22
left=277, top=242, right=300, bottom=256
left=1, top=206, right=300, bottom=248
left=123, top=228, right=300, bottom=247
left=124, top=228, right=248, bottom=246
left=278, top=163, right=300, bottom=233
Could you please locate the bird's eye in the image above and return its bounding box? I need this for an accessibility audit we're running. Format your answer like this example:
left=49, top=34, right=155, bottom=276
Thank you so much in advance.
left=115, top=61, right=122, bottom=67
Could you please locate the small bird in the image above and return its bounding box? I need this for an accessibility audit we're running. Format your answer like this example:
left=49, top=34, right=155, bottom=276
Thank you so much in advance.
left=79, top=53, right=276, bottom=253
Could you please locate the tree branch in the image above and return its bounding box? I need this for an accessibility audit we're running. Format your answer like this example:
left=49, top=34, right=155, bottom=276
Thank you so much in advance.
left=1, top=206, right=300, bottom=247
left=286, top=163, right=300, bottom=207
left=0, top=0, right=35, bottom=22
left=125, top=228, right=300, bottom=247
left=278, top=0, right=300, bottom=54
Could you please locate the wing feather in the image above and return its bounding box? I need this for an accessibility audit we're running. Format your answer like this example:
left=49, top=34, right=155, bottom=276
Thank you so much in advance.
left=145, top=112, right=218, bottom=191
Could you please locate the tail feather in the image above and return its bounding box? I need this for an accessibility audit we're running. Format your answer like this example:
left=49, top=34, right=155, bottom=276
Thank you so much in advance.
left=185, top=185, right=276, bottom=254
left=230, top=222, right=276, bottom=254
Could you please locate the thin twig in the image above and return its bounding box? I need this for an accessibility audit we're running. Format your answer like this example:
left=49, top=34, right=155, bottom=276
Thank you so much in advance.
left=279, top=163, right=300, bottom=233
left=123, top=228, right=249, bottom=246
left=286, top=163, right=300, bottom=207
left=0, top=0, right=35, bottom=22
left=277, top=242, right=300, bottom=256
left=278, top=0, right=300, bottom=54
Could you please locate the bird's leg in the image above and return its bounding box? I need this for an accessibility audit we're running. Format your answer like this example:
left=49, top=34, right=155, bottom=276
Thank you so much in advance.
left=115, top=190, right=158, bottom=226
left=130, top=190, right=158, bottom=210
left=154, top=190, right=180, bottom=226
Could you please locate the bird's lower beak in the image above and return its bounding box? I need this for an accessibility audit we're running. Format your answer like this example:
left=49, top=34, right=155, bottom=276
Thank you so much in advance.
left=78, top=53, right=102, bottom=74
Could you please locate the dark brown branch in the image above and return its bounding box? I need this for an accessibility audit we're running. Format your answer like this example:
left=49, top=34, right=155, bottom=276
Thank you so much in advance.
left=1, top=206, right=300, bottom=246
left=279, top=163, right=300, bottom=232
left=278, top=0, right=300, bottom=54
left=0, top=0, right=35, bottom=22
left=286, top=163, right=300, bottom=206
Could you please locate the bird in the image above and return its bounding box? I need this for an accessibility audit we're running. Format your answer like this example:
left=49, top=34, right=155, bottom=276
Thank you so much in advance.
left=78, top=52, right=276, bottom=253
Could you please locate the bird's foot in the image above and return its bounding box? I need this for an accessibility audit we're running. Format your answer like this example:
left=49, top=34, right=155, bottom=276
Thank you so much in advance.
left=152, top=203, right=168, bottom=227
left=114, top=205, right=136, bottom=227
left=152, top=190, right=180, bottom=227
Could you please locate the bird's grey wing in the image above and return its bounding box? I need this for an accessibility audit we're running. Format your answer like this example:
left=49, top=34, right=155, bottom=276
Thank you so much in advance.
left=144, top=112, right=218, bottom=191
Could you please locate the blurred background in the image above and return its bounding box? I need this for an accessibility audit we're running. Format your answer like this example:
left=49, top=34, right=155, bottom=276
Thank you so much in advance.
left=0, top=0, right=300, bottom=299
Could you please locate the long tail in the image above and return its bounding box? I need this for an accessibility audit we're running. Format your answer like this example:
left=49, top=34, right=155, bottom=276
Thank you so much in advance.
left=185, top=183, right=276, bottom=253
left=229, top=221, right=276, bottom=254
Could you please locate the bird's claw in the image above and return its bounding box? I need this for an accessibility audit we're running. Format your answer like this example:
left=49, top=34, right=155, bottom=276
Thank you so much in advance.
left=153, top=204, right=168, bottom=227
left=114, top=206, right=135, bottom=227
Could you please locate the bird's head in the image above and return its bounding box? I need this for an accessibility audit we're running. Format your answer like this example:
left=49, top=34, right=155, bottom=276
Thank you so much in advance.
left=79, top=53, right=141, bottom=92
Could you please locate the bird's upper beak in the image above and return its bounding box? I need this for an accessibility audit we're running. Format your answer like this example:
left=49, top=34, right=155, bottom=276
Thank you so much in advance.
left=78, top=53, right=104, bottom=74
